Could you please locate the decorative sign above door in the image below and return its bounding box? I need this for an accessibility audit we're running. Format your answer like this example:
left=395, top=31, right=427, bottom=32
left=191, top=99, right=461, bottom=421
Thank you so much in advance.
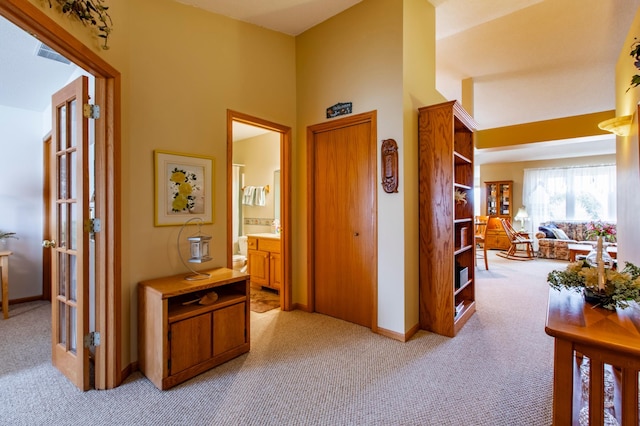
left=326, top=102, right=353, bottom=118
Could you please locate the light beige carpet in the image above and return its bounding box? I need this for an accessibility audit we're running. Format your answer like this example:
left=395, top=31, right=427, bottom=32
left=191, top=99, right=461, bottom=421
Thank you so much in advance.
left=0, top=251, right=566, bottom=425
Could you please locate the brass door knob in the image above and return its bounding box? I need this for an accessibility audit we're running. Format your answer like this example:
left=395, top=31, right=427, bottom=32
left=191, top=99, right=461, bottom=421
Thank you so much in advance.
left=42, top=239, right=57, bottom=248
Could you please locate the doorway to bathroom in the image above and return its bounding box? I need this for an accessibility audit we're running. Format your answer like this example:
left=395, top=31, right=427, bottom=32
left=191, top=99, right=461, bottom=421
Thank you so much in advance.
left=226, top=110, right=292, bottom=311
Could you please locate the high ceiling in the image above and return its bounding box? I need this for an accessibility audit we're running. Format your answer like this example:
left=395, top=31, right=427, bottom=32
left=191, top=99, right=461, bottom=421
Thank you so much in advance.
left=1, top=0, right=636, bottom=161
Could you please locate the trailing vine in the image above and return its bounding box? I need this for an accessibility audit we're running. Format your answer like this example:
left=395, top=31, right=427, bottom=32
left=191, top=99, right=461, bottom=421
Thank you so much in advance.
left=627, top=38, right=640, bottom=92
left=47, top=0, right=113, bottom=50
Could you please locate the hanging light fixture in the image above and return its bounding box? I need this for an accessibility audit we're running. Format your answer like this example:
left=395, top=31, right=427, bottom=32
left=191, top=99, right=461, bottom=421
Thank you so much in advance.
left=177, top=217, right=212, bottom=280
left=597, top=114, right=633, bottom=136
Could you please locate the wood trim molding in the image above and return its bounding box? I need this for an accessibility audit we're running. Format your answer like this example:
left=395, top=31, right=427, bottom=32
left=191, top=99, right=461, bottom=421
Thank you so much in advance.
left=377, top=323, right=420, bottom=343
left=226, top=110, right=293, bottom=311
left=0, top=0, right=121, bottom=390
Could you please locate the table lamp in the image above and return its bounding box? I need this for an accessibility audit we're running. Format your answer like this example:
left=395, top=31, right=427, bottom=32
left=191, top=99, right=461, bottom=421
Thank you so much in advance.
left=514, top=207, right=529, bottom=232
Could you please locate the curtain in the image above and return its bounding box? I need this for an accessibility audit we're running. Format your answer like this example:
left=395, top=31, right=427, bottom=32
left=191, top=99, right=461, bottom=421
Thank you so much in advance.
left=232, top=165, right=243, bottom=244
left=523, top=165, right=616, bottom=247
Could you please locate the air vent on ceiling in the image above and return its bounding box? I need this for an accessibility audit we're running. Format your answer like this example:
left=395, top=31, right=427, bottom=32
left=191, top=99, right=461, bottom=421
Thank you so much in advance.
left=35, top=43, right=71, bottom=65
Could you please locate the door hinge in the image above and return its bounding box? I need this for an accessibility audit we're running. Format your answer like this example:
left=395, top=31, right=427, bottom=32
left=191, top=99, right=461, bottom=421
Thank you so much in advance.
left=85, top=218, right=101, bottom=234
left=84, top=331, right=101, bottom=348
left=168, top=331, right=172, bottom=341
left=168, top=359, right=172, bottom=371
left=83, top=103, right=100, bottom=119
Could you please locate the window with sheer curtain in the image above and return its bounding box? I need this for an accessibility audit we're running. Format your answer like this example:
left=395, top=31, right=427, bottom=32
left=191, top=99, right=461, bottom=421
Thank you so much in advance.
left=523, top=165, right=616, bottom=236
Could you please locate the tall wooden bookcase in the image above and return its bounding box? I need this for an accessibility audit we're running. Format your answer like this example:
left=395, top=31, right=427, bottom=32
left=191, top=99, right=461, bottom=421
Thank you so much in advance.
left=418, top=100, right=477, bottom=337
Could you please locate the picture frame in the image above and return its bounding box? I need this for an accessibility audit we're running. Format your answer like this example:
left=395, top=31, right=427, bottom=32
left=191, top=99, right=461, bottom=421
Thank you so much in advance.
left=154, top=150, right=215, bottom=226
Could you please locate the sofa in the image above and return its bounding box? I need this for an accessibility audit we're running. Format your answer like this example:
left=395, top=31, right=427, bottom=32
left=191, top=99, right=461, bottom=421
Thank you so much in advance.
left=535, top=221, right=616, bottom=260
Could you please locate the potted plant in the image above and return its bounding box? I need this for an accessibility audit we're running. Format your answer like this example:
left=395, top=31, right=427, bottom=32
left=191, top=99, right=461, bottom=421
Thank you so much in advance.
left=0, top=231, right=18, bottom=245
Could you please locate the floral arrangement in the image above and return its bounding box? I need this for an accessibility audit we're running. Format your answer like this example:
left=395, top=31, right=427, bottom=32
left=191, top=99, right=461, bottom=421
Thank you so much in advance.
left=548, top=260, right=640, bottom=310
left=47, top=0, right=113, bottom=50
left=169, top=168, right=199, bottom=213
left=586, top=220, right=616, bottom=241
left=454, top=189, right=467, bottom=205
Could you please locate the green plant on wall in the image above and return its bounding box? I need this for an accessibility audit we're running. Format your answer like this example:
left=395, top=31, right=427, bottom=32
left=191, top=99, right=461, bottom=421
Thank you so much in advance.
left=47, top=0, right=113, bottom=50
left=627, top=38, right=640, bottom=92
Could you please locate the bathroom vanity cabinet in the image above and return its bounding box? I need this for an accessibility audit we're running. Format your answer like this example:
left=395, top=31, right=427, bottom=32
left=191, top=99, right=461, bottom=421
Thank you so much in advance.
left=138, top=267, right=250, bottom=390
left=247, top=234, right=281, bottom=291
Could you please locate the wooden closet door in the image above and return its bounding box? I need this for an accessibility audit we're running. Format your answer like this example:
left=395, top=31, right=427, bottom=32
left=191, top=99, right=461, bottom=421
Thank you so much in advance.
left=312, top=118, right=376, bottom=328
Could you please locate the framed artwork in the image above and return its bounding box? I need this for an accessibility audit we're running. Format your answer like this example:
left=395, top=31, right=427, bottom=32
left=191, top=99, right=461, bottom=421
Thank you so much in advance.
left=154, top=150, right=215, bottom=226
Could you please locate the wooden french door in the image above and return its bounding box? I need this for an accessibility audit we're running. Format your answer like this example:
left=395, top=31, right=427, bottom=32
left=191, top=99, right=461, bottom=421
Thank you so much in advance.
left=47, top=76, right=91, bottom=390
left=308, top=111, right=377, bottom=329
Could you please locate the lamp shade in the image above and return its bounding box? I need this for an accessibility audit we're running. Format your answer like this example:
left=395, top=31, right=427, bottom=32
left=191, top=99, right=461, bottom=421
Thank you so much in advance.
left=515, top=207, right=529, bottom=220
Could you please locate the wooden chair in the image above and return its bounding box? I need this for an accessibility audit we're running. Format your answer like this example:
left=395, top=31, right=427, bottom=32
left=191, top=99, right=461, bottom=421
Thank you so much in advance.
left=496, top=218, right=535, bottom=261
left=475, top=216, right=488, bottom=270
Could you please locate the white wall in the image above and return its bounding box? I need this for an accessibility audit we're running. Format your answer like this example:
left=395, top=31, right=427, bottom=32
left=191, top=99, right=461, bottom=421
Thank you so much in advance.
left=0, top=105, right=45, bottom=300
left=234, top=132, right=281, bottom=235
left=615, top=8, right=640, bottom=265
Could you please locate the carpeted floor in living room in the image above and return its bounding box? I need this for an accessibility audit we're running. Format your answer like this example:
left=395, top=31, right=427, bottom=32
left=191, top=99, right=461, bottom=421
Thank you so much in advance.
left=0, top=251, right=566, bottom=425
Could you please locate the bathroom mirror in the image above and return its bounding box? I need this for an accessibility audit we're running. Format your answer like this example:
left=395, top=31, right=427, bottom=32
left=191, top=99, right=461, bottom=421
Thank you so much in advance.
left=274, top=169, right=280, bottom=221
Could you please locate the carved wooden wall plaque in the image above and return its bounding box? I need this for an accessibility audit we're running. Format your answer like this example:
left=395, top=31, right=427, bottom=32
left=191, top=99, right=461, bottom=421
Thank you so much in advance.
left=381, top=139, right=398, bottom=193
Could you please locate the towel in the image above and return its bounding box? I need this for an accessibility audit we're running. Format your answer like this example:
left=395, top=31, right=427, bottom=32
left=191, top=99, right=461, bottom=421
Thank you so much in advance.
left=254, top=186, right=266, bottom=206
left=242, top=186, right=255, bottom=205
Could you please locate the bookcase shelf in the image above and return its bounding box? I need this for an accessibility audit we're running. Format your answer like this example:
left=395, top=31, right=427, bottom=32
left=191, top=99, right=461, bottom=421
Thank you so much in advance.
left=418, top=100, right=477, bottom=337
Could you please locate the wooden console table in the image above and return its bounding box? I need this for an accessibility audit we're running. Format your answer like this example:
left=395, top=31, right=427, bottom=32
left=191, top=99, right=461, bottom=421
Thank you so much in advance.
left=0, top=250, right=12, bottom=319
left=545, top=288, right=640, bottom=425
left=138, top=267, right=250, bottom=390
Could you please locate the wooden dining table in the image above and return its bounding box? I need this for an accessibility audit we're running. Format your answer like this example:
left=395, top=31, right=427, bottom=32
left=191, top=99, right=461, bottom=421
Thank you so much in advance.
left=0, top=250, right=12, bottom=319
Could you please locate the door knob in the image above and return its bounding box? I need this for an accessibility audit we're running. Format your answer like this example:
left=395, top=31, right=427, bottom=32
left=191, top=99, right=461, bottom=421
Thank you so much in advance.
left=42, top=239, right=57, bottom=248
